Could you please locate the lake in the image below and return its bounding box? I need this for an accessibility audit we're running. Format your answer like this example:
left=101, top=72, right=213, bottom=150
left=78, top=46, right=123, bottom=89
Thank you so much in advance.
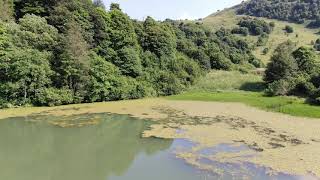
left=0, top=112, right=312, bottom=180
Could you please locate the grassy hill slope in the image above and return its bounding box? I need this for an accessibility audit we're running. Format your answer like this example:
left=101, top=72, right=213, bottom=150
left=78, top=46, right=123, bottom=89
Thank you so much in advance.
left=203, top=8, right=319, bottom=63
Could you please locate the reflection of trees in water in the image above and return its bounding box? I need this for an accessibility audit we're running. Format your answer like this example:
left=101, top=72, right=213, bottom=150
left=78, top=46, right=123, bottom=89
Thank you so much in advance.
left=0, top=113, right=172, bottom=180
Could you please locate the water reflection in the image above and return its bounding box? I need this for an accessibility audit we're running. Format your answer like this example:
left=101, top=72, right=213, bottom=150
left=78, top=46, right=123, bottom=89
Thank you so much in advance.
left=0, top=113, right=172, bottom=180
left=0, top=113, right=316, bottom=180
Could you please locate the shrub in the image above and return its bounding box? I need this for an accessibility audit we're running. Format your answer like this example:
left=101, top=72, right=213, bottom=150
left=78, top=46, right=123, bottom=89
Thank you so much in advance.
left=231, top=27, right=249, bottom=36
left=210, top=52, right=232, bottom=70
left=265, top=79, right=294, bottom=96
left=257, top=33, right=269, bottom=46
left=262, top=48, right=269, bottom=55
left=35, top=88, right=74, bottom=107
left=264, top=41, right=298, bottom=83
left=284, top=25, right=294, bottom=33
left=238, top=17, right=272, bottom=36
left=249, top=58, right=264, bottom=68
left=269, top=22, right=275, bottom=28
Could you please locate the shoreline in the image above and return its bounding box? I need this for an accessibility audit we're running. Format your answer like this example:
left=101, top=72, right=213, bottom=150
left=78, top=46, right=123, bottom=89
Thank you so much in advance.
left=1, top=98, right=320, bottom=177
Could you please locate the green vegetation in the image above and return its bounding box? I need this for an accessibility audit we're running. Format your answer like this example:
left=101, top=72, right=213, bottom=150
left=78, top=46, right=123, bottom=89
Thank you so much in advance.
left=237, top=17, right=273, bottom=36
left=188, top=70, right=264, bottom=92
left=238, top=0, right=320, bottom=24
left=169, top=71, right=320, bottom=118
left=2, top=0, right=320, bottom=121
left=284, top=25, right=294, bottom=33
left=0, top=0, right=262, bottom=108
left=314, top=38, right=320, bottom=51
left=264, top=41, right=320, bottom=104
left=169, top=92, right=320, bottom=118
left=203, top=8, right=319, bottom=63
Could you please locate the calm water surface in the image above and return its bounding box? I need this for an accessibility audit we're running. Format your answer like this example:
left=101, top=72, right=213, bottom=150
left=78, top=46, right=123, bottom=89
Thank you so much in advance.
left=0, top=113, right=311, bottom=180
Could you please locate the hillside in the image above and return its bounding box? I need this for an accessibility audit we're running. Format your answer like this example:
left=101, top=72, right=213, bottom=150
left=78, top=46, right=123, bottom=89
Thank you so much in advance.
left=0, top=0, right=264, bottom=108
left=203, top=7, right=319, bottom=63
left=238, top=0, right=320, bottom=24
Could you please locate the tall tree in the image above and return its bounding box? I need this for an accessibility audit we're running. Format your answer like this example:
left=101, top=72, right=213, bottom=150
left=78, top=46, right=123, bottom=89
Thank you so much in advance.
left=142, top=16, right=177, bottom=57
left=58, top=21, right=90, bottom=101
left=265, top=41, right=298, bottom=83
left=106, top=4, right=142, bottom=77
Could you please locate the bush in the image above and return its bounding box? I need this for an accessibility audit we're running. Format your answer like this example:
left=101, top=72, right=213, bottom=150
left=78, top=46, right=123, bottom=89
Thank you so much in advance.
left=249, top=58, right=264, bottom=68
left=257, top=33, right=269, bottom=46
left=264, top=41, right=298, bottom=83
left=284, top=25, right=294, bottom=33
left=154, top=71, right=184, bottom=96
left=262, top=48, right=269, bottom=55
left=269, top=22, right=275, bottom=28
left=238, top=17, right=272, bottom=36
left=265, top=79, right=294, bottom=96
left=35, top=88, right=74, bottom=107
left=314, top=39, right=320, bottom=51
left=291, top=76, right=316, bottom=96
left=210, top=52, right=232, bottom=70
left=231, top=27, right=249, bottom=36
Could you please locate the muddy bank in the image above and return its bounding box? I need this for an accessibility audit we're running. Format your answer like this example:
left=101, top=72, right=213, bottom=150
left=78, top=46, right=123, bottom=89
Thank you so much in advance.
left=1, top=98, right=320, bottom=177
left=142, top=101, right=320, bottom=178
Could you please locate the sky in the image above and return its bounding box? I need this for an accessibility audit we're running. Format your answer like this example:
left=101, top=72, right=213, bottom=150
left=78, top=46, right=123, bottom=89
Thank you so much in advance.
left=103, top=0, right=244, bottom=21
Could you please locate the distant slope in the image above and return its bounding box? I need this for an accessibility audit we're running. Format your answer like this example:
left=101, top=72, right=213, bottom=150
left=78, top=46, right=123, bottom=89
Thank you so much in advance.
left=203, top=7, right=319, bottom=63
left=237, top=0, right=320, bottom=24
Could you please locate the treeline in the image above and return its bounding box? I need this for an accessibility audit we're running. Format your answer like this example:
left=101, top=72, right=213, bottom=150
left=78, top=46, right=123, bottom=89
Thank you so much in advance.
left=238, top=0, right=320, bottom=24
left=264, top=41, right=320, bottom=104
left=0, top=0, right=260, bottom=107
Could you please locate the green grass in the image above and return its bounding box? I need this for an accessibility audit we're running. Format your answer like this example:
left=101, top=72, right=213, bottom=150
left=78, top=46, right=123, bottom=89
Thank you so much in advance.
left=203, top=8, right=319, bottom=64
left=169, top=71, right=320, bottom=119
left=169, top=91, right=320, bottom=118
left=189, top=70, right=265, bottom=92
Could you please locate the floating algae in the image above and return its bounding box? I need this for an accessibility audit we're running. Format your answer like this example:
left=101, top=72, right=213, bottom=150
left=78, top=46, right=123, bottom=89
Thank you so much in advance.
left=1, top=98, right=320, bottom=178
left=143, top=101, right=320, bottom=178
left=48, top=118, right=101, bottom=128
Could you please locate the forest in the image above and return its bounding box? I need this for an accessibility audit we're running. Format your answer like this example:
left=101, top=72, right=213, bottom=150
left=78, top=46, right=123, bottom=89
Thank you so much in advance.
left=1, top=0, right=320, bottom=108
left=0, top=0, right=262, bottom=107
left=238, top=0, right=320, bottom=24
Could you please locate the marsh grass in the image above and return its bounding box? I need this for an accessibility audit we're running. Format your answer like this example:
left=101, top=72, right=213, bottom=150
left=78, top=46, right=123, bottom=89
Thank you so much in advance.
left=189, top=71, right=265, bottom=92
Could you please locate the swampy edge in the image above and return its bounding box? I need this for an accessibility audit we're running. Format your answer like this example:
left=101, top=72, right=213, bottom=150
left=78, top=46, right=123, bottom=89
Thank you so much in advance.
left=1, top=98, right=320, bottom=178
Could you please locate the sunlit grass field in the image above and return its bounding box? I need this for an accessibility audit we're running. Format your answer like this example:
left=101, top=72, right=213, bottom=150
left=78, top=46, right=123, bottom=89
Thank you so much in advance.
left=169, top=71, right=320, bottom=118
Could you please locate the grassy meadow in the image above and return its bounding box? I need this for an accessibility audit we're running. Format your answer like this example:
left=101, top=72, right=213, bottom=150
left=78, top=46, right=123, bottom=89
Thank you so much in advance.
left=169, top=71, right=320, bottom=118
left=203, top=8, right=319, bottom=63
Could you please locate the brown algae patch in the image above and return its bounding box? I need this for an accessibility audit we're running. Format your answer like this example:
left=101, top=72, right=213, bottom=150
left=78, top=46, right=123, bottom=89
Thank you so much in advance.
left=49, top=118, right=101, bottom=128
left=143, top=101, right=320, bottom=177
left=1, top=98, right=320, bottom=177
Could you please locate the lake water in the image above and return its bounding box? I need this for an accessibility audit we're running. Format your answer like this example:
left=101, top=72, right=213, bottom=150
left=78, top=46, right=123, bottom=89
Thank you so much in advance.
left=0, top=113, right=311, bottom=180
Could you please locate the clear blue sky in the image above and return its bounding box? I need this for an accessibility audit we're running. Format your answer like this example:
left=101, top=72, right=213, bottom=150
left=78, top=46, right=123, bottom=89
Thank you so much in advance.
left=103, top=0, right=244, bottom=20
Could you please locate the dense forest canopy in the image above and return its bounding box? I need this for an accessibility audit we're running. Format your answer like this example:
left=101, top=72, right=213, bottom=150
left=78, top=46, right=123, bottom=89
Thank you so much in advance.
left=2, top=0, right=320, bottom=108
left=238, top=0, right=320, bottom=24
left=0, top=0, right=262, bottom=107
